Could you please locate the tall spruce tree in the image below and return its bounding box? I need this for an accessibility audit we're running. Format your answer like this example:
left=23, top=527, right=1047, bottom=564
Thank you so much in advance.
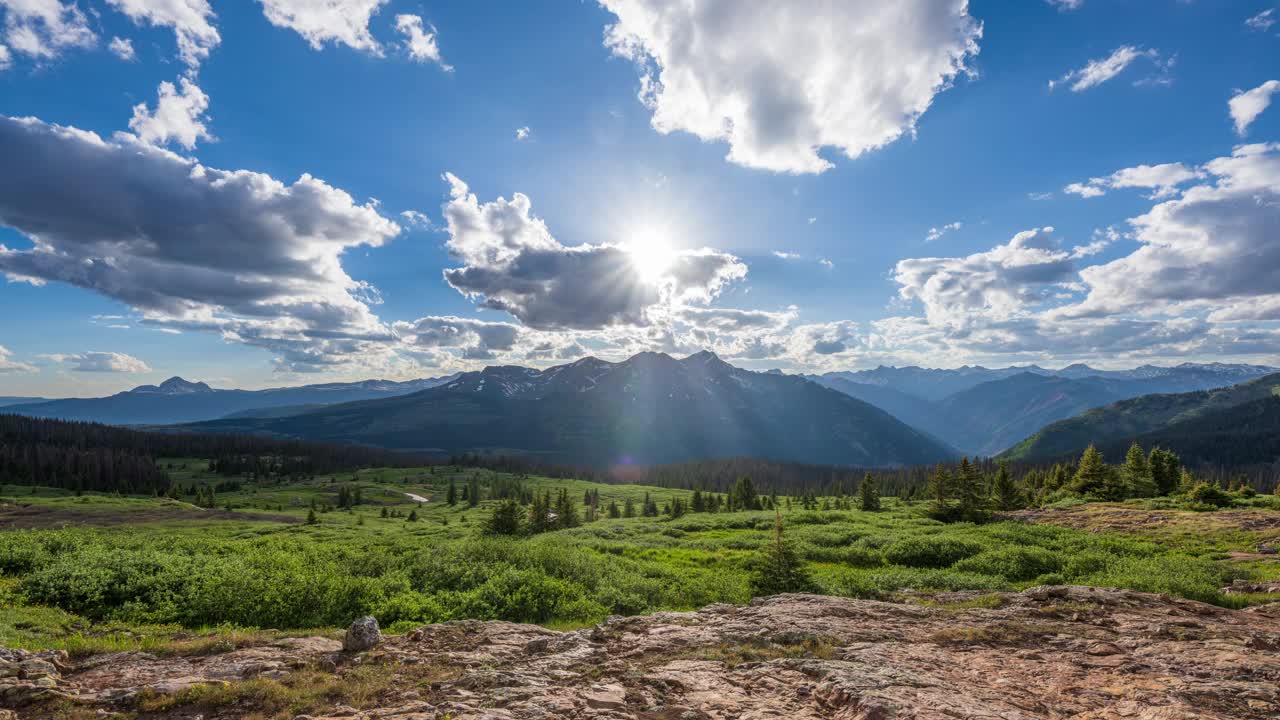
left=989, top=460, right=1022, bottom=511
left=1070, top=445, right=1116, bottom=498
left=858, top=472, right=881, bottom=511
left=484, top=499, right=523, bottom=535
left=446, top=479, right=458, bottom=506
left=1121, top=442, right=1155, bottom=497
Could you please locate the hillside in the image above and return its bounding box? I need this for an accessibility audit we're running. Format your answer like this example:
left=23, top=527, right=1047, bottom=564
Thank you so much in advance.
left=183, top=351, right=956, bottom=467
left=1096, top=394, right=1280, bottom=467
left=3, top=375, right=459, bottom=426
left=1003, top=372, right=1280, bottom=462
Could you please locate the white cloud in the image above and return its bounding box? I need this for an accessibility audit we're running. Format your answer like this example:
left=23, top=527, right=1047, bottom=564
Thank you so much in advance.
left=0, top=345, right=35, bottom=373
left=0, top=115, right=402, bottom=372
left=1046, top=0, right=1082, bottom=10
left=1245, top=8, right=1276, bottom=32
left=515, top=126, right=531, bottom=141
left=399, top=209, right=430, bottom=227
left=1027, top=191, right=1053, bottom=201
left=1049, top=46, right=1169, bottom=92
left=772, top=251, right=800, bottom=260
left=259, top=0, right=387, bottom=54
left=0, top=43, right=9, bottom=70
left=807, top=217, right=816, bottom=224
left=925, top=221, right=962, bottom=242
left=42, top=351, right=151, bottom=373
left=440, top=173, right=746, bottom=330
left=394, top=13, right=448, bottom=69
left=819, top=258, right=833, bottom=268
left=0, top=0, right=95, bottom=63
left=1063, top=162, right=1204, bottom=199
left=894, top=227, right=1077, bottom=330
left=394, top=315, right=523, bottom=361
left=105, top=0, right=219, bottom=69
left=128, top=76, right=212, bottom=150
left=108, top=35, right=135, bottom=60
left=599, top=0, right=981, bottom=174
left=1230, top=80, right=1280, bottom=136
left=1060, top=142, right=1280, bottom=320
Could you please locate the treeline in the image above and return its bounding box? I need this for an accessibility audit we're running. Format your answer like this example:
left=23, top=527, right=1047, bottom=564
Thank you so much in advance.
left=0, top=414, right=428, bottom=494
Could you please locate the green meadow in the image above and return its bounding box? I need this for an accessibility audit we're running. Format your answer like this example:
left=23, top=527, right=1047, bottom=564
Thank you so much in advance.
left=1, top=461, right=1275, bottom=655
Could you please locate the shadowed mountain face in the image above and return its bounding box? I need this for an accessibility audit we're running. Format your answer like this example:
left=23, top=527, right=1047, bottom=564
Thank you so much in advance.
left=810, top=363, right=1277, bottom=456
left=1002, top=372, right=1280, bottom=463
left=181, top=351, right=956, bottom=468
left=2, top=375, right=460, bottom=426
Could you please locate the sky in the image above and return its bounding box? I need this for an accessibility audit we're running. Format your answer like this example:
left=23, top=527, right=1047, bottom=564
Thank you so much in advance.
left=0, top=0, right=1278, bottom=398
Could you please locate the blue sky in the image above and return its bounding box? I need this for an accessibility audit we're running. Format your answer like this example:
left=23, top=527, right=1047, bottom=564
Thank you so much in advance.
left=1, top=0, right=1278, bottom=397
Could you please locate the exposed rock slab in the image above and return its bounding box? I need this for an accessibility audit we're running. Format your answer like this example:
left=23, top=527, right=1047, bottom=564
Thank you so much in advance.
left=6, top=587, right=1280, bottom=719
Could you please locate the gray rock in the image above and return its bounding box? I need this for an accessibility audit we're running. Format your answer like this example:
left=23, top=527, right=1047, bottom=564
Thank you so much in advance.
left=343, top=616, right=383, bottom=652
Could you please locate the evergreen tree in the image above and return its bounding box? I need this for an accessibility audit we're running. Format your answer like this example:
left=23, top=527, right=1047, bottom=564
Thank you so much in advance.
left=446, top=479, right=458, bottom=506
left=407, top=509, right=418, bottom=522
left=1148, top=448, right=1180, bottom=496
left=989, top=460, right=1022, bottom=511
left=467, top=474, right=481, bottom=507
left=1121, top=442, right=1155, bottom=497
left=858, top=472, right=880, bottom=511
left=928, top=463, right=952, bottom=513
left=623, top=497, right=636, bottom=518
left=691, top=489, right=705, bottom=513
left=306, top=508, right=317, bottom=524
left=731, top=476, right=761, bottom=511
left=484, top=499, right=524, bottom=535
left=554, top=488, right=580, bottom=528
left=954, top=458, right=988, bottom=522
left=1070, top=445, right=1118, bottom=499
left=607, top=500, right=621, bottom=518
left=748, top=511, right=815, bottom=596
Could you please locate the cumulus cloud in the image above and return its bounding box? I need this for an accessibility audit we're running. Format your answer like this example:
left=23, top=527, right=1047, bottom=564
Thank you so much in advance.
left=399, top=209, right=430, bottom=227
left=0, top=115, right=401, bottom=372
left=1046, top=0, right=1082, bottom=10
left=1063, top=162, right=1203, bottom=199
left=1049, top=46, right=1170, bottom=92
left=395, top=13, right=448, bottom=69
left=128, top=76, right=212, bottom=150
left=0, top=43, right=10, bottom=69
left=1245, top=8, right=1276, bottom=32
left=1230, top=80, right=1280, bottom=136
left=925, top=221, right=962, bottom=242
left=894, top=227, right=1077, bottom=330
left=599, top=0, right=981, bottom=173
left=394, top=315, right=522, bottom=360
left=439, top=173, right=746, bottom=330
left=1060, top=142, right=1280, bottom=320
left=772, top=251, right=800, bottom=260
left=515, top=126, right=531, bottom=141
left=0, top=345, right=35, bottom=373
left=0, top=0, right=95, bottom=63
left=42, top=351, right=151, bottom=373
left=259, top=0, right=387, bottom=54
left=106, top=0, right=219, bottom=69
left=818, top=258, right=833, bottom=268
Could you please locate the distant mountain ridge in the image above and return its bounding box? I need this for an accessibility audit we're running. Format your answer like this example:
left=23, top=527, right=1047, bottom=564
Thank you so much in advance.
left=179, top=351, right=956, bottom=468
left=2, top=374, right=461, bottom=426
left=1001, top=372, right=1280, bottom=463
left=807, top=362, right=1277, bottom=456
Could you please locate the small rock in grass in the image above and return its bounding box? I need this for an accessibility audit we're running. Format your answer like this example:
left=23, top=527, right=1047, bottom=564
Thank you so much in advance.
left=343, top=616, right=383, bottom=652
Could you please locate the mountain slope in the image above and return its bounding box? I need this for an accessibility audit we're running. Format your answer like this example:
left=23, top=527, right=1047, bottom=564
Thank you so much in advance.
left=0, top=396, right=44, bottom=408
left=1104, top=394, right=1280, bottom=466
left=3, top=375, right=460, bottom=425
left=1002, top=372, right=1280, bottom=462
left=183, top=352, right=956, bottom=467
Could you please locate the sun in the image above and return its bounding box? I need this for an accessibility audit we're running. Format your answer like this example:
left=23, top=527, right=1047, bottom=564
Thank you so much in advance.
left=626, top=227, right=676, bottom=284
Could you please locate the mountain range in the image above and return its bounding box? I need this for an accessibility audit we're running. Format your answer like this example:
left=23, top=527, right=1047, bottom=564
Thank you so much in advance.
left=177, top=351, right=955, bottom=468
left=1, top=375, right=460, bottom=426
left=808, top=362, right=1277, bottom=455
left=1002, top=372, right=1280, bottom=464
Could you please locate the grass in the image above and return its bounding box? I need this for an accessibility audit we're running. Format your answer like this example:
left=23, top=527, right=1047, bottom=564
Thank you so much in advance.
left=1, top=463, right=1276, bottom=653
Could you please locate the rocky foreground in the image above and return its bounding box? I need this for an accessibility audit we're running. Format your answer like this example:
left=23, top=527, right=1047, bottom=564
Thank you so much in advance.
left=5, top=586, right=1280, bottom=719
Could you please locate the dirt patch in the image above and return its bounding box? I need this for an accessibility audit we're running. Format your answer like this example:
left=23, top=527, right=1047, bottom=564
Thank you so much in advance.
left=1004, top=503, right=1280, bottom=536
left=0, top=502, right=300, bottom=529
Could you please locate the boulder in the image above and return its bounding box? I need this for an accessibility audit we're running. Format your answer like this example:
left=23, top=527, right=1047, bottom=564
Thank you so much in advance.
left=343, top=616, right=383, bottom=652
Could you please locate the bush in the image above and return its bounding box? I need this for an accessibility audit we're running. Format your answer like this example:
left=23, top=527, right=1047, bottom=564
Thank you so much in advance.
left=1187, top=483, right=1232, bottom=508
left=953, top=547, right=1062, bottom=582
left=883, top=537, right=985, bottom=569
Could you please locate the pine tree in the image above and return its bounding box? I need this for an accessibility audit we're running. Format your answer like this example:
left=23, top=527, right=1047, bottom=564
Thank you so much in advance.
left=607, top=500, right=621, bottom=518
left=407, top=509, right=418, bottom=522
left=484, top=499, right=523, bottom=535
left=858, top=472, right=881, bottom=511
left=732, top=476, right=761, bottom=511
left=554, top=488, right=580, bottom=528
left=748, top=511, right=815, bottom=596
left=306, top=508, right=317, bottom=525
left=928, top=462, right=952, bottom=513
left=468, top=474, right=480, bottom=507
left=1121, top=442, right=1155, bottom=497
left=1070, top=445, right=1115, bottom=498
left=1148, top=448, right=1180, bottom=496
left=954, top=458, right=988, bottom=522
left=447, top=479, right=458, bottom=506
left=989, top=460, right=1022, bottom=511
left=623, top=497, right=636, bottom=518
left=691, top=489, right=705, bottom=513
